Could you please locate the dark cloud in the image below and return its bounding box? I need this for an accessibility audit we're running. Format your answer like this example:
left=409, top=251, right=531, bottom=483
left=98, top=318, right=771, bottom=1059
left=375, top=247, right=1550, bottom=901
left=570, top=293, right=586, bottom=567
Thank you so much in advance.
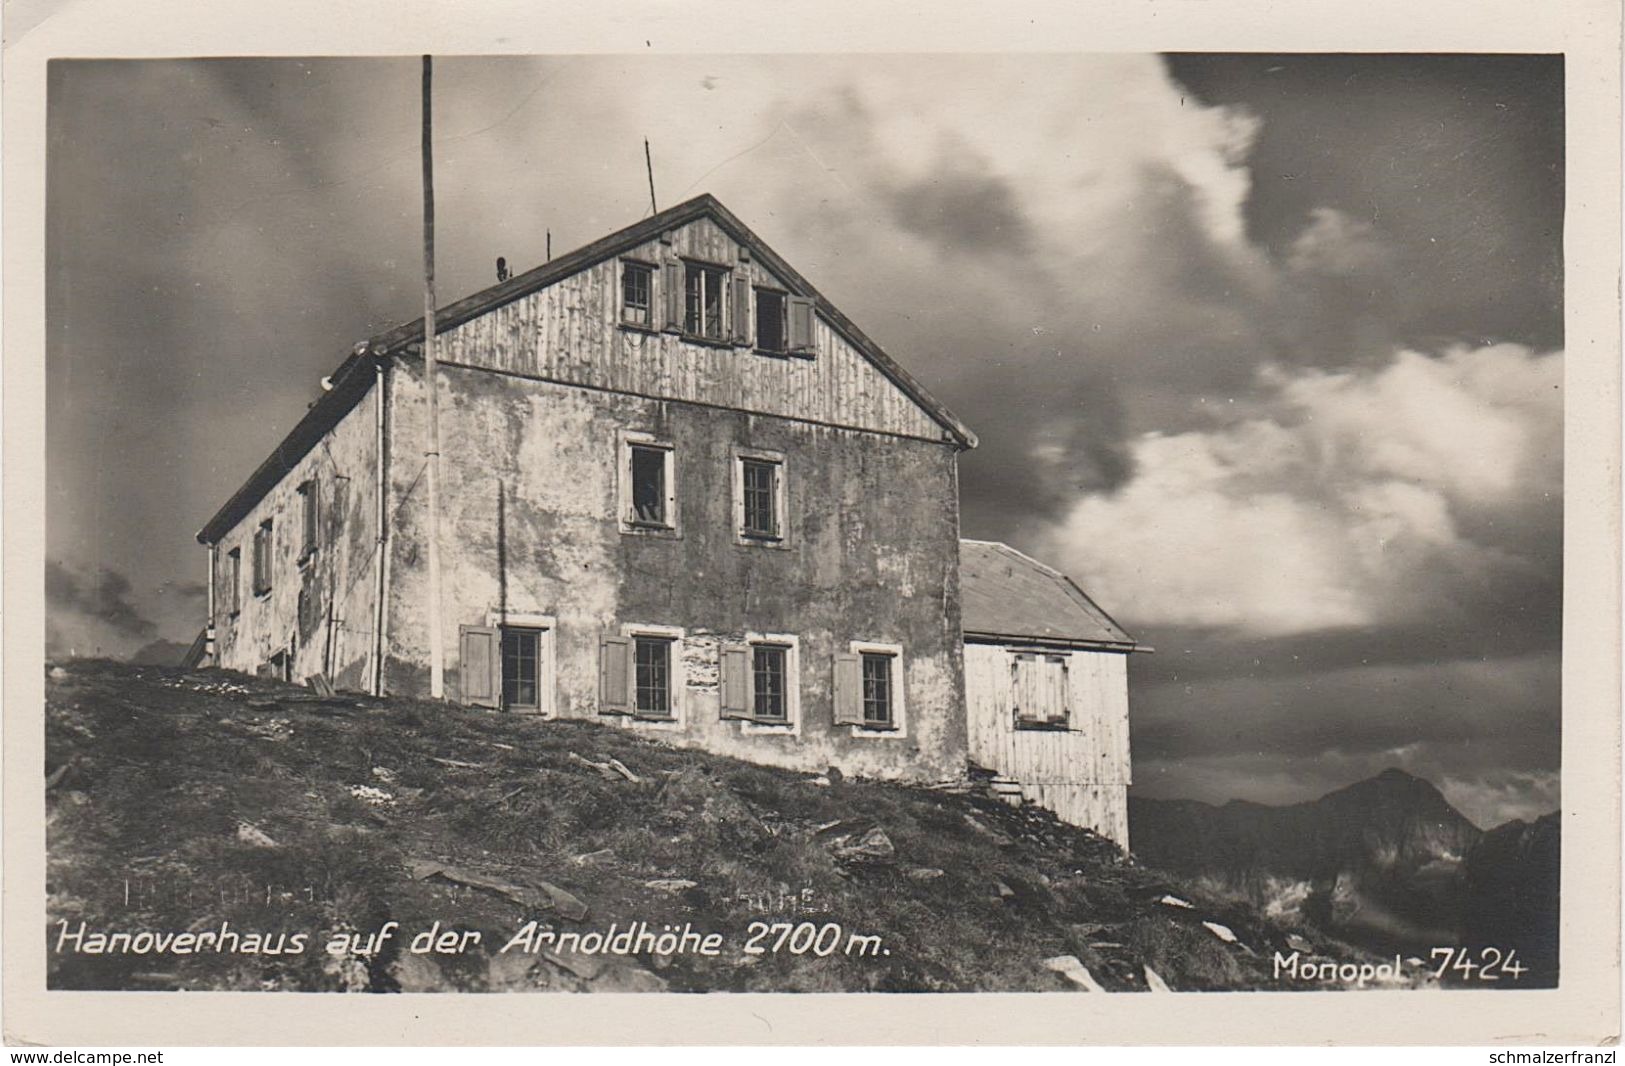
left=880, top=149, right=1033, bottom=257
left=46, top=559, right=158, bottom=639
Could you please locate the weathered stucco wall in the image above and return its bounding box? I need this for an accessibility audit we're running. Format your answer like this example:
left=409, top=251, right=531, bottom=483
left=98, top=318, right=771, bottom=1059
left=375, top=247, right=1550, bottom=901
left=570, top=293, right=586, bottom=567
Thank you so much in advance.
left=211, top=378, right=382, bottom=693
left=382, top=359, right=968, bottom=781
left=963, top=641, right=1132, bottom=845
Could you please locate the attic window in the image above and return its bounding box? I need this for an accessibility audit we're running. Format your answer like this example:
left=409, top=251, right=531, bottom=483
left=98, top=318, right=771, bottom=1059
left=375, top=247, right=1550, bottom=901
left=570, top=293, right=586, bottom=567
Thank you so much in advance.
left=684, top=262, right=727, bottom=340
left=755, top=289, right=787, bottom=353
left=621, top=261, right=653, bottom=327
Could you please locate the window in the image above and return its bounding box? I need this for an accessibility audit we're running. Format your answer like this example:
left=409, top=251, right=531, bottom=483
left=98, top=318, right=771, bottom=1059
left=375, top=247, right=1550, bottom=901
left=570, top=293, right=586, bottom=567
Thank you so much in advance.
left=755, top=289, right=787, bottom=353
left=298, top=479, right=319, bottom=559
left=621, top=261, right=653, bottom=327
left=683, top=262, right=727, bottom=340
left=226, top=548, right=241, bottom=616
left=836, top=641, right=907, bottom=736
left=630, top=444, right=668, bottom=525
left=741, top=458, right=780, bottom=539
left=252, top=519, right=273, bottom=596
left=861, top=652, right=895, bottom=728
left=633, top=635, right=674, bottom=718
left=1012, top=651, right=1071, bottom=728
left=619, top=433, right=677, bottom=535
left=501, top=627, right=541, bottom=710
left=751, top=644, right=789, bottom=722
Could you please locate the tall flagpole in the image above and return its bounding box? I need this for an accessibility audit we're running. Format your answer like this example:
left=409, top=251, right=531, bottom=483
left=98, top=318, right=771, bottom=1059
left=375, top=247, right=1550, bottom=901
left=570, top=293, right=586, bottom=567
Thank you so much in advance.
left=421, top=55, right=445, bottom=699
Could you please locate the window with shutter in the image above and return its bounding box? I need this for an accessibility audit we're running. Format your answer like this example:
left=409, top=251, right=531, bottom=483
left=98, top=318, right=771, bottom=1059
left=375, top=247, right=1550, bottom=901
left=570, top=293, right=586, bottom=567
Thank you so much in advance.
left=751, top=644, right=789, bottom=722
left=662, top=260, right=684, bottom=331
left=860, top=652, right=896, bottom=728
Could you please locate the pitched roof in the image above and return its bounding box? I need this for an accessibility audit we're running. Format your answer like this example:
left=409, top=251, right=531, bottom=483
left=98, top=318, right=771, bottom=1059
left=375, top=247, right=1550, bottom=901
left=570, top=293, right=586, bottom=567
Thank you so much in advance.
left=959, top=539, right=1142, bottom=650
left=362, top=193, right=976, bottom=449
left=198, top=193, right=976, bottom=544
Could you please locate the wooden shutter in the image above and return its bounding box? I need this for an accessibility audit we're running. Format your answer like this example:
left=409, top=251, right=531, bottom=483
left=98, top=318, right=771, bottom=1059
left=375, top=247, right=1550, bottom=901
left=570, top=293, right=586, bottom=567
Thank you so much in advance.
left=1046, top=654, right=1071, bottom=723
left=662, top=260, right=684, bottom=332
left=719, top=644, right=752, bottom=720
left=599, top=633, right=633, bottom=714
left=787, top=296, right=815, bottom=354
left=832, top=652, right=865, bottom=726
left=1012, top=652, right=1045, bottom=723
left=730, top=274, right=752, bottom=345
left=459, top=625, right=500, bottom=709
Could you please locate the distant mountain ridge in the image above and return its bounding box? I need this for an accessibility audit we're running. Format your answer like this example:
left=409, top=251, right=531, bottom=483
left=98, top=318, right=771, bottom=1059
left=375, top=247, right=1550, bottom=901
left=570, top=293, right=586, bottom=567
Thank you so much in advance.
left=1130, top=770, right=1558, bottom=986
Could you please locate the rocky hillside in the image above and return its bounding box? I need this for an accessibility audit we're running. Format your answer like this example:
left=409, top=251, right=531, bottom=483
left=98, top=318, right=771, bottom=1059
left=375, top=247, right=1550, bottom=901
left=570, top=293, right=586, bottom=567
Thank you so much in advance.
left=45, top=659, right=1398, bottom=994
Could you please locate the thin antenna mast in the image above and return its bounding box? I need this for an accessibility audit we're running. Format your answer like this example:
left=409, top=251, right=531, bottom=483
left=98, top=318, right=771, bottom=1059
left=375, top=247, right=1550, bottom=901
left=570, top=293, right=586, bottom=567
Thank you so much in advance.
left=644, top=137, right=658, bottom=214
left=421, top=55, right=446, bottom=700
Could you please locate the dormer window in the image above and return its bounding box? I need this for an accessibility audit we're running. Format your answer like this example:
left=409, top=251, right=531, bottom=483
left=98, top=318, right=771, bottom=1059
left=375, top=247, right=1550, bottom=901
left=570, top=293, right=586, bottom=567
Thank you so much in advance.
left=684, top=262, right=728, bottom=341
left=621, top=261, right=653, bottom=328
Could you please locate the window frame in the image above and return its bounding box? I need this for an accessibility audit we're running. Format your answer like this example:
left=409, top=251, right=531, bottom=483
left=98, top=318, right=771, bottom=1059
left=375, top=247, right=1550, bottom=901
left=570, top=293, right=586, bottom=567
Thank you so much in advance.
left=226, top=547, right=242, bottom=617
left=298, top=478, right=320, bottom=563
left=619, top=622, right=687, bottom=730
left=617, top=430, right=680, bottom=537
left=732, top=446, right=788, bottom=548
left=480, top=610, right=557, bottom=717
left=1010, top=649, right=1073, bottom=730
left=619, top=258, right=657, bottom=330
left=741, top=632, right=802, bottom=735
left=681, top=259, right=731, bottom=343
left=252, top=519, right=274, bottom=597
left=753, top=286, right=790, bottom=355
left=847, top=640, right=907, bottom=738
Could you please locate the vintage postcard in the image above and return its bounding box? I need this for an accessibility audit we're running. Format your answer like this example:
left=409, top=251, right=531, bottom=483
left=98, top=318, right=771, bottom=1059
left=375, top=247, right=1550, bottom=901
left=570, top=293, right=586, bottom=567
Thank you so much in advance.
left=3, top=0, right=1619, bottom=1048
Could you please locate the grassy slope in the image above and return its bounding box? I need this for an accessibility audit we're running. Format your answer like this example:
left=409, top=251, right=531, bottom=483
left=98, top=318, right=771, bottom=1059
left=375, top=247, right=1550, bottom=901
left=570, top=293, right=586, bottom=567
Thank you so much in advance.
left=46, top=660, right=1381, bottom=993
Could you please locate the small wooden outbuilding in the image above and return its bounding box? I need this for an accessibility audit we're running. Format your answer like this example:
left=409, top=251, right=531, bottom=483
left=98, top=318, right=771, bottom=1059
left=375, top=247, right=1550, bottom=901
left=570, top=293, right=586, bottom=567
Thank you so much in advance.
left=959, top=539, right=1148, bottom=847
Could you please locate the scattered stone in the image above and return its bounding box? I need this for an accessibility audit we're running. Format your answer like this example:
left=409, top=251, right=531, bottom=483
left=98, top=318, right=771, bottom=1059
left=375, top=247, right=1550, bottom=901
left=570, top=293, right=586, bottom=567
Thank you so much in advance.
left=1286, top=933, right=1315, bottom=954
left=605, top=757, right=641, bottom=783
left=810, top=776, right=832, bottom=788
left=573, top=849, right=613, bottom=866
left=1201, top=920, right=1238, bottom=944
left=370, top=766, right=399, bottom=784
left=235, top=822, right=278, bottom=848
left=390, top=953, right=448, bottom=992
left=994, top=880, right=1016, bottom=900
left=590, top=961, right=668, bottom=993
left=1143, top=965, right=1173, bottom=992
left=408, top=859, right=589, bottom=921
left=826, top=825, right=895, bottom=863
left=48, top=666, right=68, bottom=681
left=825, top=766, right=844, bottom=784
left=349, top=784, right=395, bottom=806
left=1158, top=894, right=1193, bottom=909
left=907, top=867, right=945, bottom=882
left=645, top=878, right=699, bottom=893
left=1043, top=955, right=1106, bottom=992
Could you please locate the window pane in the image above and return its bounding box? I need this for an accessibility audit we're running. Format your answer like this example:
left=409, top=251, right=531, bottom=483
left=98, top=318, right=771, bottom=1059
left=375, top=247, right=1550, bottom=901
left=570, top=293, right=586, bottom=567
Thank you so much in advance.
left=622, top=264, right=651, bottom=325
left=862, top=653, right=893, bottom=725
left=756, top=291, right=786, bottom=352
left=502, top=629, right=540, bottom=708
left=684, top=265, right=703, bottom=335
left=635, top=637, right=671, bottom=715
left=752, top=644, right=787, bottom=720
left=630, top=445, right=667, bottom=524
left=703, top=270, right=723, bottom=338
left=742, top=459, right=778, bottom=536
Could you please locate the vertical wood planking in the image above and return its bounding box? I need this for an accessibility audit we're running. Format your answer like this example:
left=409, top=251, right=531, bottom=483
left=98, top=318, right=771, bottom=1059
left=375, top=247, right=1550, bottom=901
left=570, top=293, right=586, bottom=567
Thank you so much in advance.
left=432, top=219, right=947, bottom=441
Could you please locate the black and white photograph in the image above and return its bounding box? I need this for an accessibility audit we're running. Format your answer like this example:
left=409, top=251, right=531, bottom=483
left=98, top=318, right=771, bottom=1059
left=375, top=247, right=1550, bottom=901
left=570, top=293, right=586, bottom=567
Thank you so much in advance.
left=6, top=0, right=1621, bottom=1047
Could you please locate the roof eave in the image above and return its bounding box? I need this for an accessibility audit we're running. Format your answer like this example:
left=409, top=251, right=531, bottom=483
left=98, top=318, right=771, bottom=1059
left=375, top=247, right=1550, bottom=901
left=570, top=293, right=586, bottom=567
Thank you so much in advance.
left=963, top=630, right=1148, bottom=654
